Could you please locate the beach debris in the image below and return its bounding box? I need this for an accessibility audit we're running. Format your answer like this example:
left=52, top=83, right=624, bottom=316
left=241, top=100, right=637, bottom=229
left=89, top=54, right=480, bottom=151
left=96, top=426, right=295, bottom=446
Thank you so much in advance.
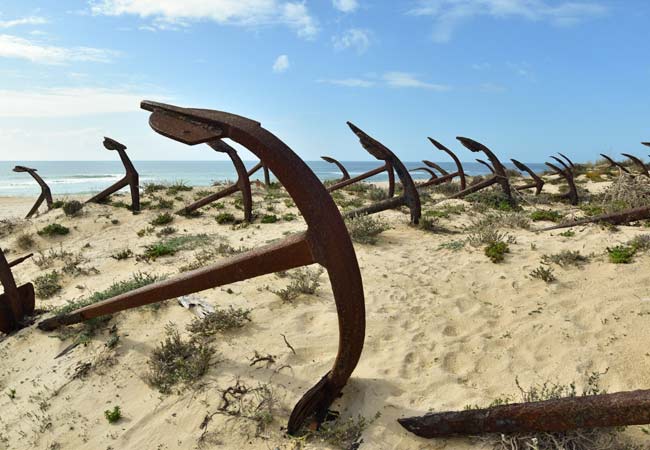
left=546, top=154, right=578, bottom=205
left=447, top=137, right=513, bottom=204
left=398, top=389, right=650, bottom=438
left=178, top=294, right=215, bottom=318
left=326, top=145, right=396, bottom=198
left=600, top=154, right=631, bottom=174
left=409, top=167, right=438, bottom=182
left=341, top=122, right=421, bottom=224
left=86, top=137, right=140, bottom=212
left=511, top=159, right=545, bottom=195
left=12, top=166, right=53, bottom=219
left=321, top=156, right=350, bottom=182
left=177, top=140, right=254, bottom=220
left=475, top=158, right=495, bottom=174
left=621, top=153, right=649, bottom=177
left=538, top=205, right=650, bottom=231
left=0, top=248, right=35, bottom=333
left=417, top=139, right=467, bottom=191
left=37, top=100, right=366, bottom=436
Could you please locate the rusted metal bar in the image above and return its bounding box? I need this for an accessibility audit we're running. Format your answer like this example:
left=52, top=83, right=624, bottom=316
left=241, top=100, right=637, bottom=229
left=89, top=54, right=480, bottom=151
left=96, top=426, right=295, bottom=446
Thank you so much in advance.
left=621, top=153, right=649, bottom=177
left=342, top=123, right=421, bottom=224
left=8, top=253, right=34, bottom=268
left=37, top=100, right=366, bottom=435
left=321, top=156, right=351, bottom=182
left=427, top=138, right=467, bottom=190
left=410, top=167, right=438, bottom=182
left=643, top=142, right=650, bottom=148
left=539, top=205, right=650, bottom=231
left=447, top=175, right=500, bottom=199
left=423, top=160, right=449, bottom=177
left=557, top=152, right=576, bottom=170
left=86, top=138, right=140, bottom=212
left=0, top=248, right=35, bottom=334
left=600, top=154, right=631, bottom=174
left=12, top=166, right=53, bottom=219
left=398, top=389, right=650, bottom=438
left=546, top=161, right=578, bottom=205
left=475, top=158, right=495, bottom=174
left=511, top=159, right=544, bottom=195
left=176, top=140, right=253, bottom=221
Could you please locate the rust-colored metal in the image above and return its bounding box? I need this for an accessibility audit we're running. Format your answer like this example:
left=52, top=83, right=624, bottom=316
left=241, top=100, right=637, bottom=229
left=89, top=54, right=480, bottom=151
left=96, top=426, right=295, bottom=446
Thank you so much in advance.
left=475, top=158, right=495, bottom=174
left=419, top=138, right=467, bottom=191
left=410, top=167, right=438, bottom=182
left=557, top=152, right=576, bottom=170
left=447, top=137, right=513, bottom=204
left=176, top=140, right=253, bottom=221
left=423, top=160, right=449, bottom=177
left=546, top=159, right=578, bottom=205
left=37, top=101, right=366, bottom=435
left=539, top=205, right=650, bottom=231
left=12, top=166, right=53, bottom=219
left=341, top=123, right=421, bottom=224
left=399, top=389, right=650, bottom=438
left=511, top=159, right=544, bottom=195
left=86, top=138, right=140, bottom=212
left=621, top=153, right=649, bottom=177
left=327, top=159, right=396, bottom=198
left=321, top=156, right=350, bottom=182
left=600, top=154, right=631, bottom=174
left=0, top=248, right=35, bottom=334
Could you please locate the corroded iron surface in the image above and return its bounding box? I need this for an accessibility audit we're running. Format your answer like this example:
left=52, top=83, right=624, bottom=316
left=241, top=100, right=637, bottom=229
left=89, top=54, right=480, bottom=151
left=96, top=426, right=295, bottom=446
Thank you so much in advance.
left=621, top=153, right=649, bottom=177
left=511, top=159, right=544, bottom=195
left=38, top=101, right=366, bottom=435
left=86, top=138, right=140, bottom=212
left=539, top=205, right=650, bottom=231
left=0, top=249, right=34, bottom=334
left=600, top=154, right=631, bottom=174
left=321, top=156, right=351, bottom=182
left=410, top=167, right=438, bottom=182
left=546, top=158, right=578, bottom=205
left=475, top=158, right=495, bottom=174
left=12, top=166, right=53, bottom=219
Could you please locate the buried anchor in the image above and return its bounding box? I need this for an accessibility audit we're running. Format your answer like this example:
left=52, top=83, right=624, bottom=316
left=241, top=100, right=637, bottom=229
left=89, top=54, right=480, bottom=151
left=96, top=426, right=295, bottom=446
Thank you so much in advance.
left=0, top=248, right=35, bottom=333
left=12, top=166, right=53, bottom=219
left=510, top=159, right=545, bottom=195
left=547, top=154, right=578, bottom=205
left=37, top=100, right=366, bottom=435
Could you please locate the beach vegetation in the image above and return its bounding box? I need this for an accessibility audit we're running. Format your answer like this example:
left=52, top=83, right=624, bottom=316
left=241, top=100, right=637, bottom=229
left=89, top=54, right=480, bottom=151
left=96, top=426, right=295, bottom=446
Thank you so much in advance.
left=37, top=223, right=70, bottom=237
left=530, top=266, right=556, bottom=283
left=541, top=250, right=589, bottom=267
left=150, top=212, right=174, bottom=226
left=260, top=214, right=278, bottom=224
left=186, top=306, right=252, bottom=338
left=34, top=270, right=62, bottom=298
left=607, top=245, right=636, bottom=264
left=104, top=406, right=122, bottom=424
left=530, top=209, right=563, bottom=222
left=215, top=212, right=236, bottom=224
left=484, top=241, right=509, bottom=263
left=271, top=267, right=324, bottom=302
left=62, top=200, right=84, bottom=217
left=345, top=214, right=390, bottom=245
left=16, top=233, right=35, bottom=250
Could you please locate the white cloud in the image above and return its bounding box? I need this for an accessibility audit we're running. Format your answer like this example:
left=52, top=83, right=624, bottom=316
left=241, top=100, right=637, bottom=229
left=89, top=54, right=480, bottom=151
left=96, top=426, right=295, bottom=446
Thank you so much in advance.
left=90, top=0, right=319, bottom=38
left=332, top=28, right=371, bottom=53
left=0, top=87, right=162, bottom=117
left=409, top=0, right=606, bottom=42
left=383, top=72, right=450, bottom=90
left=318, top=78, right=375, bottom=87
left=332, top=0, right=359, bottom=13
left=273, top=54, right=290, bottom=72
left=0, top=34, right=119, bottom=64
left=0, top=16, right=48, bottom=28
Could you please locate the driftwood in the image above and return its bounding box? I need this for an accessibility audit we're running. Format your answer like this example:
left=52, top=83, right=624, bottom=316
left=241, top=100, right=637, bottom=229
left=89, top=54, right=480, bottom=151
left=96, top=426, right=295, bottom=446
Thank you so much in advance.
left=539, top=205, right=650, bottom=231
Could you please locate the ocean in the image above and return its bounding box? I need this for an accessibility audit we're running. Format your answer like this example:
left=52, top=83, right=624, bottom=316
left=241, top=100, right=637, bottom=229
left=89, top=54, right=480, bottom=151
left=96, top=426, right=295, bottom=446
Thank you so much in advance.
left=0, top=160, right=547, bottom=197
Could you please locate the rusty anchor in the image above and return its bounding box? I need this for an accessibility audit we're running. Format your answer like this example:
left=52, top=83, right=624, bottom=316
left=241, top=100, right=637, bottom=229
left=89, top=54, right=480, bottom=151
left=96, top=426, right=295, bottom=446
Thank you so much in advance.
left=176, top=140, right=253, bottom=221
left=326, top=151, right=396, bottom=198
left=423, top=160, right=449, bottom=177
left=557, top=152, right=576, bottom=170
left=510, top=159, right=545, bottom=195
left=37, top=100, right=366, bottom=435
left=621, top=153, right=649, bottom=177
left=410, top=167, right=438, bottom=182
left=398, top=389, right=650, bottom=438
left=341, top=123, right=421, bottom=224
left=0, top=249, right=35, bottom=334
left=538, top=205, right=650, bottom=231
left=321, top=156, right=351, bottom=182
left=86, top=138, right=140, bottom=212
left=417, top=139, right=467, bottom=191
left=475, top=158, right=495, bottom=174
left=643, top=142, right=650, bottom=148
left=600, top=154, right=631, bottom=175
left=446, top=137, right=513, bottom=204
left=546, top=154, right=578, bottom=205
left=12, top=166, right=53, bottom=219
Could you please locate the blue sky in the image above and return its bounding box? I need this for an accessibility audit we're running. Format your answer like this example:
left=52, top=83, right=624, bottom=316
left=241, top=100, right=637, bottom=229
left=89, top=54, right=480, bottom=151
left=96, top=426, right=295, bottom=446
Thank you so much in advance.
left=0, top=0, right=648, bottom=162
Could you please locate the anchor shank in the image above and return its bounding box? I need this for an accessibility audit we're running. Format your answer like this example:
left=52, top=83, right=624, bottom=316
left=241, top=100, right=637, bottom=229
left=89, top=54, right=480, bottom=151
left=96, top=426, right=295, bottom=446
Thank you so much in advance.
left=327, top=164, right=387, bottom=192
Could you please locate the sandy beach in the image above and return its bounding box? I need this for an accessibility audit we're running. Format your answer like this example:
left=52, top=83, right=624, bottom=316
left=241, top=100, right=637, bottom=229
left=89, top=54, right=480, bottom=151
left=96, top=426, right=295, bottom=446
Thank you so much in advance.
left=1, top=174, right=650, bottom=450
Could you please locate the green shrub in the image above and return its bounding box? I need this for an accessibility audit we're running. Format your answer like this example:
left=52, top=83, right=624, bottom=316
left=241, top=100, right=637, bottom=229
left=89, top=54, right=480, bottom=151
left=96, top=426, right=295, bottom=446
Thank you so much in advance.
left=530, top=266, right=556, bottom=283
left=110, top=249, right=133, bottom=260
left=104, top=406, right=122, bottom=424
left=34, top=270, right=62, bottom=298
left=260, top=214, right=278, bottom=224
left=530, top=209, right=563, bottom=222
left=62, top=200, right=84, bottom=217
left=143, top=183, right=167, bottom=195
left=272, top=267, right=324, bottom=302
left=541, top=250, right=589, bottom=267
left=345, top=215, right=390, bottom=245
left=186, top=307, right=252, bottom=337
left=607, top=245, right=636, bottom=264
left=484, top=241, right=509, bottom=263
left=282, top=213, right=296, bottom=221
left=216, top=213, right=236, bottom=224
left=37, top=223, right=69, bottom=237
left=150, top=212, right=174, bottom=226
left=166, top=181, right=192, bottom=195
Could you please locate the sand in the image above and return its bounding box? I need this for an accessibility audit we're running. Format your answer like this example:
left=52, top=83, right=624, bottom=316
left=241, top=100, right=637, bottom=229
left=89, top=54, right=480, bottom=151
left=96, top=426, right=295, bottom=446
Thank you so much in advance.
left=1, top=176, right=650, bottom=450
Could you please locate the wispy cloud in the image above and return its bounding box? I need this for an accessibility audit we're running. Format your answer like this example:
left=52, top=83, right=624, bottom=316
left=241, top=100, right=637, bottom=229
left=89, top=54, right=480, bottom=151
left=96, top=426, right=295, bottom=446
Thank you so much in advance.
left=332, top=28, right=371, bottom=53
left=0, top=87, right=163, bottom=117
left=273, top=54, right=290, bottom=73
left=90, top=0, right=319, bottom=38
left=0, top=16, right=48, bottom=28
left=318, top=78, right=375, bottom=87
left=332, top=0, right=359, bottom=13
left=409, top=0, right=607, bottom=43
left=0, top=34, right=119, bottom=64
left=383, top=71, right=450, bottom=90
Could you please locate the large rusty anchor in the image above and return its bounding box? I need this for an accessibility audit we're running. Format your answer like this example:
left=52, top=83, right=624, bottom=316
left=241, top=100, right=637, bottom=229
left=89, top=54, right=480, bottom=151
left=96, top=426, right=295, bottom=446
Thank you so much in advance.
left=510, top=159, right=544, bottom=195
left=176, top=140, right=253, bottom=221
left=621, top=153, right=649, bottom=177
left=538, top=205, right=650, bottom=231
left=600, top=154, right=631, bottom=175
left=475, top=158, right=495, bottom=174
left=417, top=139, right=467, bottom=191
left=0, top=249, right=35, bottom=334
left=447, top=138, right=513, bottom=204
left=546, top=154, right=578, bottom=205
left=321, top=156, right=350, bottom=182
left=326, top=147, right=396, bottom=198
left=37, top=101, right=366, bottom=435
left=423, top=160, right=449, bottom=177
left=342, top=123, right=421, bottom=224
left=12, top=166, right=53, bottom=219
left=86, top=138, right=140, bottom=212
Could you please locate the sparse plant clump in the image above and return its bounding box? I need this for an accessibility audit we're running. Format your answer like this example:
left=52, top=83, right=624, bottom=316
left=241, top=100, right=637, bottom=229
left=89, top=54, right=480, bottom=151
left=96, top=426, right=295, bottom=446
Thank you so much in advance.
left=530, top=266, right=556, bottom=283
left=345, top=214, right=390, bottom=245
left=147, top=324, right=214, bottom=394
left=156, top=226, right=177, bottom=237
left=600, top=173, right=650, bottom=213
left=166, top=181, right=193, bottom=195
left=104, top=406, right=122, bottom=424
left=111, top=249, right=133, bottom=260
left=438, top=240, right=465, bottom=251
left=272, top=267, right=324, bottom=302
left=216, top=213, right=236, bottom=224
left=530, top=209, right=563, bottom=222
left=260, top=214, right=278, bottom=224
left=282, top=213, right=296, bottom=221
left=541, top=250, right=590, bottom=267
left=143, top=183, right=167, bottom=195
left=153, top=198, right=174, bottom=210
left=34, top=270, right=62, bottom=298
left=627, top=234, right=650, bottom=252
left=187, top=307, right=252, bottom=337
left=466, top=189, right=517, bottom=212
left=467, top=225, right=516, bottom=248
left=150, top=212, right=174, bottom=226
left=37, top=223, right=70, bottom=237
left=559, top=229, right=575, bottom=238
left=16, top=233, right=35, bottom=250
left=62, top=200, right=84, bottom=217
left=304, top=415, right=371, bottom=449
left=140, top=234, right=211, bottom=260
left=485, top=241, right=509, bottom=263
left=607, top=245, right=636, bottom=264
